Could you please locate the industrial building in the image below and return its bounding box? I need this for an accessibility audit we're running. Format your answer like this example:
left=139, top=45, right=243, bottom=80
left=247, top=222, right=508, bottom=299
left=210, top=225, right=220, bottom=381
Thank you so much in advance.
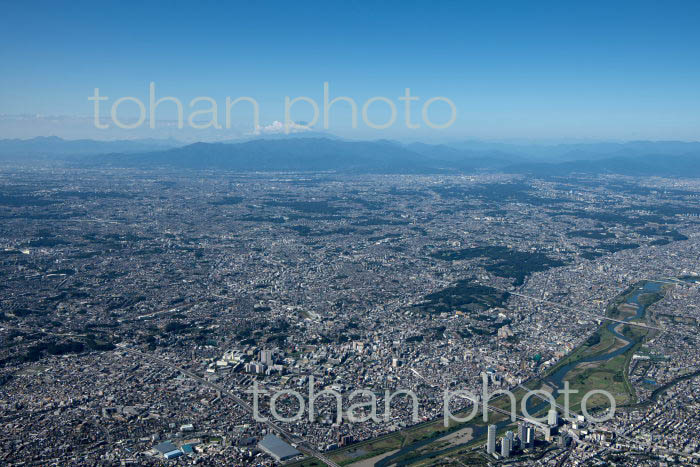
left=258, top=434, right=301, bottom=462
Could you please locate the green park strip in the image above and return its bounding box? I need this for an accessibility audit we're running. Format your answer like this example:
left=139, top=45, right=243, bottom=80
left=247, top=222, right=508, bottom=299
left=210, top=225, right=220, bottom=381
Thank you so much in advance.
left=292, top=281, right=668, bottom=466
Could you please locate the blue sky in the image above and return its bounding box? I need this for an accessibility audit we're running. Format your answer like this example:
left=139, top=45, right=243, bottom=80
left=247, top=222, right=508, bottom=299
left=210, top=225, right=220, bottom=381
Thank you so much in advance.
left=1, top=0, right=699, bottom=141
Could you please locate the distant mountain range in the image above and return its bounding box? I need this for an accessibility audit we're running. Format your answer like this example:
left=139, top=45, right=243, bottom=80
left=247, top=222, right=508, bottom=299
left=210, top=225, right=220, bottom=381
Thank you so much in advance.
left=84, top=138, right=528, bottom=173
left=506, top=153, right=700, bottom=177
left=0, top=136, right=180, bottom=158
left=447, top=140, right=700, bottom=161
left=2, top=135, right=700, bottom=177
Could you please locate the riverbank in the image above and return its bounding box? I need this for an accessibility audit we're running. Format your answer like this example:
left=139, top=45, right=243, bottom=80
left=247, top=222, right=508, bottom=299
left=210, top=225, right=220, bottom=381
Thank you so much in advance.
left=291, top=280, right=669, bottom=467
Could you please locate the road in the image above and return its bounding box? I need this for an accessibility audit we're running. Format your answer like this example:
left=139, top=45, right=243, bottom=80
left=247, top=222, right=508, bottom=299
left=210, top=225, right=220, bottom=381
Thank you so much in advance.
left=120, top=347, right=340, bottom=467
left=482, top=284, right=668, bottom=333
left=409, top=368, right=547, bottom=429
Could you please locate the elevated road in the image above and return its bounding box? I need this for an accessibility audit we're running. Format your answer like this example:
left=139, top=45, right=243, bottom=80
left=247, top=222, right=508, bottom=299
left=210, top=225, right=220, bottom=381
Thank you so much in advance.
left=482, top=284, right=668, bottom=333
left=409, top=368, right=547, bottom=430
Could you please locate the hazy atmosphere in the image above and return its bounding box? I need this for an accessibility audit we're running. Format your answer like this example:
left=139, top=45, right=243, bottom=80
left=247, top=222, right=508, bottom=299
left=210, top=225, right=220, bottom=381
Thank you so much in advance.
left=2, top=0, right=700, bottom=141
left=2, top=2, right=700, bottom=467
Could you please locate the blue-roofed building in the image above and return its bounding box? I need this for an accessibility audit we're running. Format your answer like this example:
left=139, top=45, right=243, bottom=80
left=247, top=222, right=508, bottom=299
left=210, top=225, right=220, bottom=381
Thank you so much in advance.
left=154, top=441, right=183, bottom=460
left=181, top=444, right=194, bottom=454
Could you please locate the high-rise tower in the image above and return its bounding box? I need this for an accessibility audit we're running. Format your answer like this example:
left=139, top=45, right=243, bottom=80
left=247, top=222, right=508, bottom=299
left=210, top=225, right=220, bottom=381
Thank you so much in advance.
left=487, top=424, right=496, bottom=455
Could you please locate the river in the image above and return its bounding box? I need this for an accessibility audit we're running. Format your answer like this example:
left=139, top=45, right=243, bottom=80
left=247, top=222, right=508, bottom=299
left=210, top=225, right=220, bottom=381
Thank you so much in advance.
left=373, top=281, right=664, bottom=466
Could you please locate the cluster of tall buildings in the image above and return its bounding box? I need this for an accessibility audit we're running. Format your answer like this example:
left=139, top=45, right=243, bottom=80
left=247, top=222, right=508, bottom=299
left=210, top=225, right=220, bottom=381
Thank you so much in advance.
left=486, top=422, right=534, bottom=459
left=215, top=348, right=284, bottom=376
